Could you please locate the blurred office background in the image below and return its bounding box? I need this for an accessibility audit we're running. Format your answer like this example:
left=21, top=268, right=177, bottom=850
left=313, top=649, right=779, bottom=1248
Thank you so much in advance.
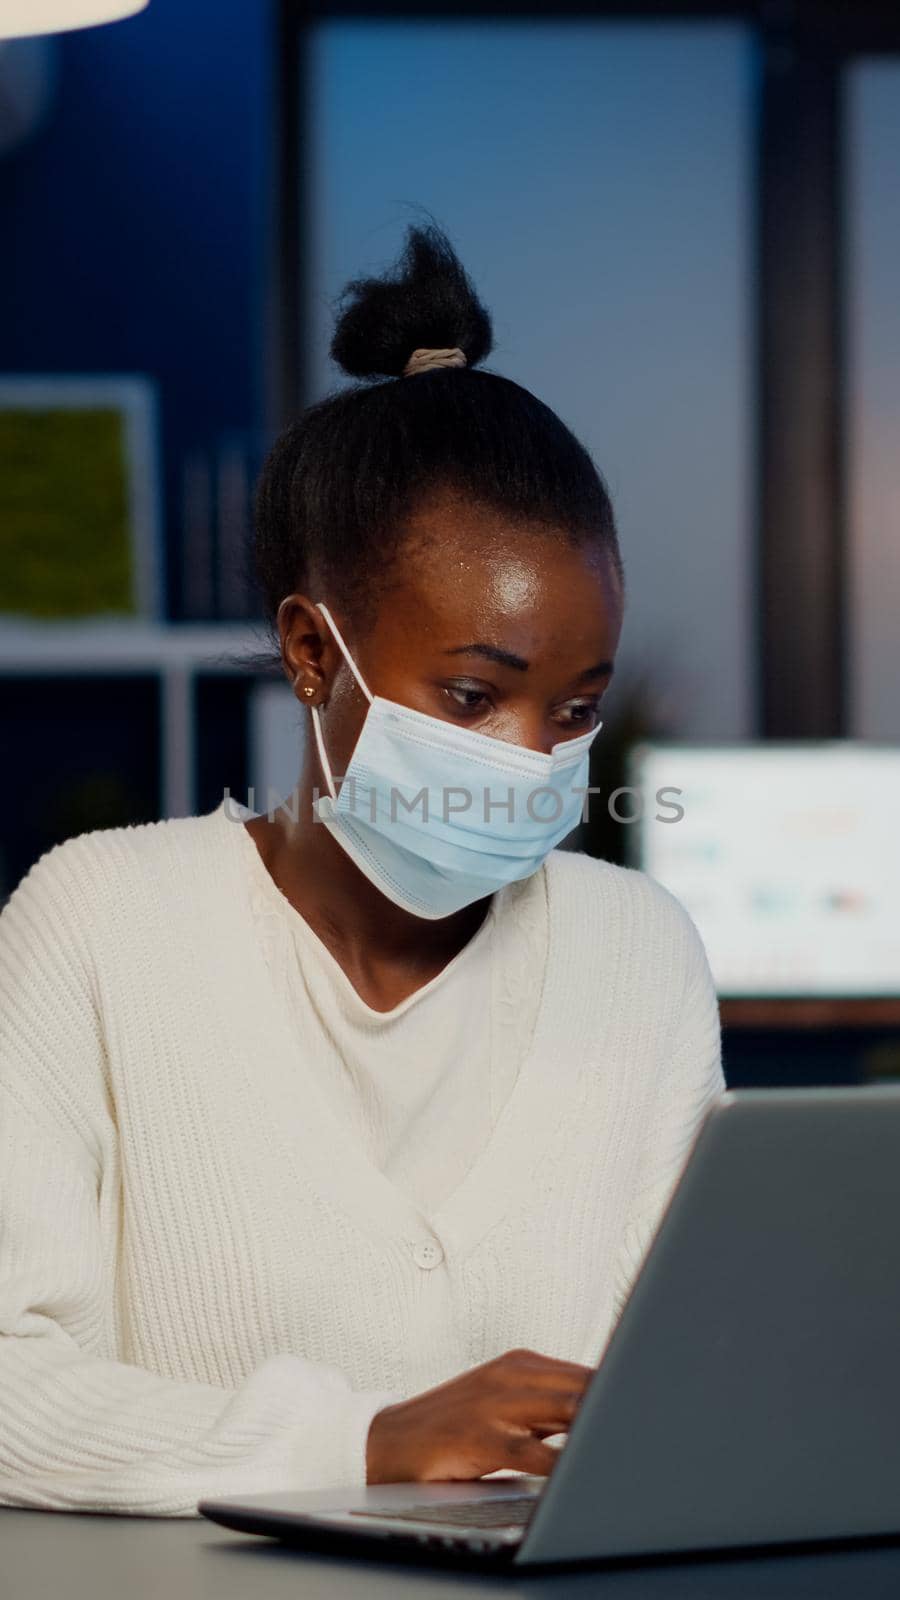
left=0, top=0, right=898, bottom=1084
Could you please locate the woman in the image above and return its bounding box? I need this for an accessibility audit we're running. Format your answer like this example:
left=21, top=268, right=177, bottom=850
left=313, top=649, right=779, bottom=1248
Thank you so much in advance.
left=0, top=224, right=723, bottom=1515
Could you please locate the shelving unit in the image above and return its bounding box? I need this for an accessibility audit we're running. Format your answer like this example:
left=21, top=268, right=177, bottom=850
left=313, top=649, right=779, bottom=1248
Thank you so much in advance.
left=0, top=620, right=276, bottom=818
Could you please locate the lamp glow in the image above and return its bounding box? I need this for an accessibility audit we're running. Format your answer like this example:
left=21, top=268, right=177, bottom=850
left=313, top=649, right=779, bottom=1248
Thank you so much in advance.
left=0, top=0, right=148, bottom=38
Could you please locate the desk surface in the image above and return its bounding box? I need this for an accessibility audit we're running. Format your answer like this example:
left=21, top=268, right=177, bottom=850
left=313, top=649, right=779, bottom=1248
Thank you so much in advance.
left=4, top=1510, right=900, bottom=1600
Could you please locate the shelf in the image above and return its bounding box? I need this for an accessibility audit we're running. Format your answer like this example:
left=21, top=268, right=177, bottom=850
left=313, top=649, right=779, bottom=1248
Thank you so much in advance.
left=0, top=619, right=282, bottom=818
left=0, top=618, right=274, bottom=673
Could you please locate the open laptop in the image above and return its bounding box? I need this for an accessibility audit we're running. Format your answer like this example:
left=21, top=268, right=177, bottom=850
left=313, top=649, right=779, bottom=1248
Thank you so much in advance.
left=200, top=1085, right=900, bottom=1567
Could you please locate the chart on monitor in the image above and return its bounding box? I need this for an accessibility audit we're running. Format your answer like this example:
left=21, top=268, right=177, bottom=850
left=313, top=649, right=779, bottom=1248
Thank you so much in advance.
left=630, top=742, right=900, bottom=998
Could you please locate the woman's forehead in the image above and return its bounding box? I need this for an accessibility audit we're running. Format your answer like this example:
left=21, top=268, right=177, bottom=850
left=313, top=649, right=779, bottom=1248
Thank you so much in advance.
left=372, top=530, right=622, bottom=663
left=405, top=515, right=616, bottom=599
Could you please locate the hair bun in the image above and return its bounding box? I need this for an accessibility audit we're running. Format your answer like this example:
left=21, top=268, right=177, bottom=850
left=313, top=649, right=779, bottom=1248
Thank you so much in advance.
left=329, top=220, right=494, bottom=380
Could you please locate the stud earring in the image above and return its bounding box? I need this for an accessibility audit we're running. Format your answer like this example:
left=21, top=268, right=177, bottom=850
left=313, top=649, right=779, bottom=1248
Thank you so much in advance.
left=302, top=685, right=315, bottom=699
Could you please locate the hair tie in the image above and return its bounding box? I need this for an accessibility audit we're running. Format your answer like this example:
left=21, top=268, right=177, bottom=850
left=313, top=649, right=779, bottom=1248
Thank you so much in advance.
left=402, top=347, right=467, bottom=377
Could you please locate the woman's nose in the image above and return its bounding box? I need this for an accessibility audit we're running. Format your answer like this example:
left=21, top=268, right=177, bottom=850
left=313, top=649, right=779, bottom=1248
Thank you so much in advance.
left=494, top=713, right=556, bottom=756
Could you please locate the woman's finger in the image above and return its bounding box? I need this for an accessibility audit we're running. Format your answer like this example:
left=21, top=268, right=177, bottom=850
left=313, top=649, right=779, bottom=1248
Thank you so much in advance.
left=497, top=1430, right=564, bottom=1477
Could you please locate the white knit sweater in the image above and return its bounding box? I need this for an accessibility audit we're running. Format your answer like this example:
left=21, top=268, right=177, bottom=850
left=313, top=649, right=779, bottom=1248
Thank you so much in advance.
left=241, top=800, right=546, bottom=1216
left=0, top=799, right=724, bottom=1516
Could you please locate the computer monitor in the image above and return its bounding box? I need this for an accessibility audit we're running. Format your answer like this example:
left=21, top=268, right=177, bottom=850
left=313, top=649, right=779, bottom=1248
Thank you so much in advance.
left=629, top=742, right=900, bottom=998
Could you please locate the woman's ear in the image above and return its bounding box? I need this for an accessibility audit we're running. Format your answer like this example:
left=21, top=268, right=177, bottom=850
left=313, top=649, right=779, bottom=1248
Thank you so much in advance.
left=277, top=594, right=331, bottom=704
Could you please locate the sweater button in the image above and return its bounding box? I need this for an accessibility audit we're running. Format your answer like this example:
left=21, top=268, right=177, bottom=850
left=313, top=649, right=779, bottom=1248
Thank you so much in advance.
left=412, top=1238, right=444, bottom=1270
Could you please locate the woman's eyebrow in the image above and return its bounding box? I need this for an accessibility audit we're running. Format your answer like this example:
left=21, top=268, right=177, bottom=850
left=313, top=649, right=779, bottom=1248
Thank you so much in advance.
left=444, top=643, right=529, bottom=671
left=443, top=644, right=615, bottom=680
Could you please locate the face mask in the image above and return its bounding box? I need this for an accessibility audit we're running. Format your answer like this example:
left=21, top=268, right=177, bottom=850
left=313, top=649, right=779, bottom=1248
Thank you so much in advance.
left=308, top=601, right=603, bottom=920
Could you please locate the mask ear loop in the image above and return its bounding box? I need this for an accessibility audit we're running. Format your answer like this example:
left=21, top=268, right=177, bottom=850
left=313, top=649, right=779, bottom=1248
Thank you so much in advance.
left=306, top=600, right=374, bottom=804
left=315, top=601, right=374, bottom=705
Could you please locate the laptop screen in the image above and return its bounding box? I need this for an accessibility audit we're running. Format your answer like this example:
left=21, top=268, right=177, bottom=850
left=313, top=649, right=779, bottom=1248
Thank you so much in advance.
left=628, top=742, right=900, bottom=998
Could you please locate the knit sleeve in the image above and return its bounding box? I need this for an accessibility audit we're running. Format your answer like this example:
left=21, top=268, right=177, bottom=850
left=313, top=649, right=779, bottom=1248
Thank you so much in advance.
left=610, top=895, right=726, bottom=1321
left=0, top=843, right=400, bottom=1517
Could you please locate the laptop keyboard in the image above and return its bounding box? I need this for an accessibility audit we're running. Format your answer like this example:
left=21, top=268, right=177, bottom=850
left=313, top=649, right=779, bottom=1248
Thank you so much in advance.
left=351, top=1495, right=536, bottom=1530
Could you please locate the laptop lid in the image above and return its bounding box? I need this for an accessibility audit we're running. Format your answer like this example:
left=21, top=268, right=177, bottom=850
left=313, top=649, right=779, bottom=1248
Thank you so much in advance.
left=517, top=1086, right=900, bottom=1563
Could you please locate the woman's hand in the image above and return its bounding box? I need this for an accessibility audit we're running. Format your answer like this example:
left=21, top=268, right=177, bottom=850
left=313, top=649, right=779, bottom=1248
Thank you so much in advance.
left=366, top=1347, right=593, bottom=1483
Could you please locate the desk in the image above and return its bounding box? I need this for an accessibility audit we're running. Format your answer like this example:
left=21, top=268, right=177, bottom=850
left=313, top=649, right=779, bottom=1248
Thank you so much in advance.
left=719, top=999, right=900, bottom=1030
left=4, top=1510, right=900, bottom=1600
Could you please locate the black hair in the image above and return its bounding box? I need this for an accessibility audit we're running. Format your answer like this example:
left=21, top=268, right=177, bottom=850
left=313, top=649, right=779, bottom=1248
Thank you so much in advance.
left=252, top=219, right=623, bottom=651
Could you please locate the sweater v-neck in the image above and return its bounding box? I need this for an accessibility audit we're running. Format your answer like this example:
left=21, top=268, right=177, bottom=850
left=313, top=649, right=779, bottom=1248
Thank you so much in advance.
left=211, top=799, right=613, bottom=1260
left=235, top=813, right=496, bottom=1022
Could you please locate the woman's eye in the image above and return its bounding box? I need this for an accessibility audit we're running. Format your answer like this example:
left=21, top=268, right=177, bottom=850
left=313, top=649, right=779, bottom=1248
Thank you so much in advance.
left=556, top=700, right=600, bottom=726
left=442, top=684, right=491, bottom=715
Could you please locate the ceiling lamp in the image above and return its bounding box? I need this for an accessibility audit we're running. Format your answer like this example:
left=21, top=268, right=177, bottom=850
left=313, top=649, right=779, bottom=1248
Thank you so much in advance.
left=0, top=1, right=148, bottom=38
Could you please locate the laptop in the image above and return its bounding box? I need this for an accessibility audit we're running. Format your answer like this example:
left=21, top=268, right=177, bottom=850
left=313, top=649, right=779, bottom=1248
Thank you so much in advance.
left=199, top=1085, right=900, bottom=1567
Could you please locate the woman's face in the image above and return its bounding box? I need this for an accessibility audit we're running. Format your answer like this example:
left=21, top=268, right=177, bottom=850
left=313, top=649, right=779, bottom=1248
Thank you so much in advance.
left=287, top=488, right=624, bottom=774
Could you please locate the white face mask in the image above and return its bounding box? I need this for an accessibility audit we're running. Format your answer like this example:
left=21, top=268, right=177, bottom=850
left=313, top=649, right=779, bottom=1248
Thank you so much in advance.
left=309, top=601, right=603, bottom=920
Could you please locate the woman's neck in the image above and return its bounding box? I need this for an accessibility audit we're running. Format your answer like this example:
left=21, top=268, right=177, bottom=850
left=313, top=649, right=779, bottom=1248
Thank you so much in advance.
left=242, top=771, right=490, bottom=1010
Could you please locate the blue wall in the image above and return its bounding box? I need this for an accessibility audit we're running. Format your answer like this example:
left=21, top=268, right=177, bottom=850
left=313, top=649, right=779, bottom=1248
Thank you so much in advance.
left=0, top=0, right=271, bottom=617
left=309, top=20, right=754, bottom=741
